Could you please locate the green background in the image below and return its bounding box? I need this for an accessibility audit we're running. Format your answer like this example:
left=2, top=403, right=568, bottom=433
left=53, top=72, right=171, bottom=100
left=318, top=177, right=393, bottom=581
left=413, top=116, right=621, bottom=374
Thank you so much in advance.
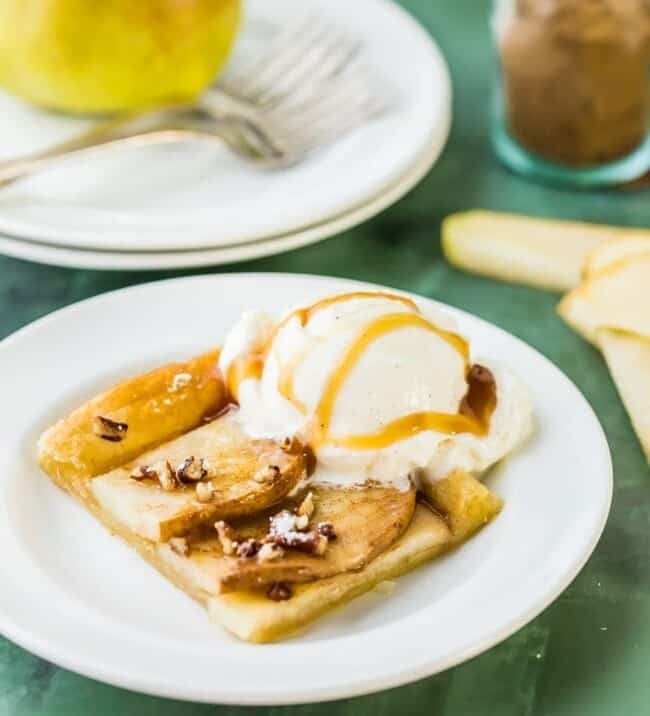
left=1, top=1, right=649, bottom=714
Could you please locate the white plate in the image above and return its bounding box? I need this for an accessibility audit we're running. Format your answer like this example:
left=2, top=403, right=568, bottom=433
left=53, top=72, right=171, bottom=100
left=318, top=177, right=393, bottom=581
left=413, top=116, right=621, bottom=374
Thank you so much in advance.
left=0, top=0, right=450, bottom=252
left=0, top=126, right=439, bottom=270
left=0, top=273, right=612, bottom=705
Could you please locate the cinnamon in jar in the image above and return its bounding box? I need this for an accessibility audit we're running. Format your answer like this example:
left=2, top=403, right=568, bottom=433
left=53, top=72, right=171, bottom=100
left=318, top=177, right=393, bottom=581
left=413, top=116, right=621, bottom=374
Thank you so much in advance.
left=494, top=0, right=650, bottom=166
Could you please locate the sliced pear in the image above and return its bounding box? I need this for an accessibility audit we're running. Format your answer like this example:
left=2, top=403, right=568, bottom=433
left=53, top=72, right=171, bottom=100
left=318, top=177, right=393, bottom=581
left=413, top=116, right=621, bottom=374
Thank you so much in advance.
left=558, top=254, right=650, bottom=343
left=584, top=237, right=650, bottom=278
left=90, top=415, right=307, bottom=542
left=598, top=328, right=650, bottom=462
left=207, top=471, right=501, bottom=643
left=158, top=484, right=416, bottom=593
left=208, top=504, right=448, bottom=642
left=442, top=210, right=639, bottom=292
left=38, top=348, right=226, bottom=488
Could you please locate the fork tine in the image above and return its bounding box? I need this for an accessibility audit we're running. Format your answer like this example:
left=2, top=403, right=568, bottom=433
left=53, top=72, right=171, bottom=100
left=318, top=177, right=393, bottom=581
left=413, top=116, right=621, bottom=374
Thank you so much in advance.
left=226, top=15, right=328, bottom=100
left=222, top=13, right=315, bottom=89
left=268, top=87, right=388, bottom=159
left=267, top=61, right=385, bottom=127
left=256, top=32, right=362, bottom=108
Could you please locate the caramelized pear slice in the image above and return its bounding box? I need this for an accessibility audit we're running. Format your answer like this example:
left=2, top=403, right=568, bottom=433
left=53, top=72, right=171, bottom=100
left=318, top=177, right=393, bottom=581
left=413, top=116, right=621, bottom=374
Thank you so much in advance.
left=38, top=348, right=226, bottom=488
left=207, top=471, right=502, bottom=643
left=90, top=415, right=307, bottom=542
left=159, top=484, right=416, bottom=593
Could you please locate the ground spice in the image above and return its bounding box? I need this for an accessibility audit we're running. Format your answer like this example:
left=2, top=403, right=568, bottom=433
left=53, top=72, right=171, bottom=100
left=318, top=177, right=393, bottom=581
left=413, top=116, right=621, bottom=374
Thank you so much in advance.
left=495, top=0, right=650, bottom=166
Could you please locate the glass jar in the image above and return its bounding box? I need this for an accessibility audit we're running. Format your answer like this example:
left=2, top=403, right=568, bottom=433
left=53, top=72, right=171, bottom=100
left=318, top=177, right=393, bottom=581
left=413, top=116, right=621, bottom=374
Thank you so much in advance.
left=492, top=0, right=650, bottom=187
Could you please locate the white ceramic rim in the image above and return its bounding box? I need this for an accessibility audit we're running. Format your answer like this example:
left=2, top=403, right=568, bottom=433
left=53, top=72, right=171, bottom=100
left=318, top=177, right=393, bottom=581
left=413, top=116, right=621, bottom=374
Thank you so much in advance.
left=0, top=122, right=446, bottom=270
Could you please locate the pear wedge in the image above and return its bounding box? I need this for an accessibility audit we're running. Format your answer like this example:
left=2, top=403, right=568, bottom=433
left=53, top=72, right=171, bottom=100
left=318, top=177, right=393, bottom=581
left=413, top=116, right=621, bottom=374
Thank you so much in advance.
left=90, top=415, right=308, bottom=542
left=441, top=211, right=634, bottom=292
left=37, top=348, right=226, bottom=489
left=208, top=504, right=449, bottom=643
left=598, top=328, right=650, bottom=462
left=207, top=470, right=501, bottom=643
left=558, top=254, right=650, bottom=343
left=584, top=237, right=650, bottom=278
left=158, top=485, right=416, bottom=593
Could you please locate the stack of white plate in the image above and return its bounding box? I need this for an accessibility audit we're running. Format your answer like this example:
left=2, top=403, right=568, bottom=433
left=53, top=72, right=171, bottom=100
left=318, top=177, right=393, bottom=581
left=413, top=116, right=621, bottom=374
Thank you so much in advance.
left=0, top=0, right=451, bottom=271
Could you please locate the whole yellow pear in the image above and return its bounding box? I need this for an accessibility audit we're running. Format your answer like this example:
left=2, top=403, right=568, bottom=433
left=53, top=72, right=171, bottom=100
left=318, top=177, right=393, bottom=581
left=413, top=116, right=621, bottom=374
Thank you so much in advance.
left=0, top=0, right=241, bottom=114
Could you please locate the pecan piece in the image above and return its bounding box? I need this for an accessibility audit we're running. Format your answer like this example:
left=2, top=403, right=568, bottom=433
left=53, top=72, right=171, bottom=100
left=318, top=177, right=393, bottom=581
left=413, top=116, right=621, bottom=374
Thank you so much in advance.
left=214, top=521, right=236, bottom=556
left=253, top=464, right=280, bottom=484
left=176, top=457, right=207, bottom=483
left=149, top=460, right=176, bottom=491
left=129, top=464, right=157, bottom=482
left=195, top=480, right=216, bottom=503
left=267, top=582, right=292, bottom=601
left=169, top=537, right=189, bottom=557
left=131, top=461, right=176, bottom=491
left=93, top=415, right=128, bottom=442
left=317, top=522, right=337, bottom=540
left=297, top=491, right=314, bottom=518
left=257, top=542, right=284, bottom=562
left=236, top=539, right=262, bottom=559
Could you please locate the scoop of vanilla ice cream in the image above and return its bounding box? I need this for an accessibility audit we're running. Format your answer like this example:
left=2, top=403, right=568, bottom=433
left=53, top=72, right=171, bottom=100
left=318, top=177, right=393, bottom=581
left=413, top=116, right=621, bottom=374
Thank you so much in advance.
left=219, top=293, right=532, bottom=488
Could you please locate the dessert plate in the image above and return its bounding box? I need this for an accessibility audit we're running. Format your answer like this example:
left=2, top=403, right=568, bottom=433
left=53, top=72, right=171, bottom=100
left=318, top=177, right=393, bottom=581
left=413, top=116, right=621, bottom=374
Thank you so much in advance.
left=0, top=0, right=450, bottom=253
left=0, top=273, right=612, bottom=705
left=0, top=129, right=439, bottom=270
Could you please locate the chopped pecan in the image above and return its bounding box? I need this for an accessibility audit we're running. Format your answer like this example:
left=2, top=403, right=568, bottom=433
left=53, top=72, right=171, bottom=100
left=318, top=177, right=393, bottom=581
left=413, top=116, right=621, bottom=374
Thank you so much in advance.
left=236, top=539, right=262, bottom=559
left=195, top=480, right=215, bottom=503
left=297, top=491, right=314, bottom=519
left=131, top=460, right=176, bottom=491
left=257, top=542, right=284, bottom=562
left=275, top=531, right=328, bottom=555
left=214, top=521, right=236, bottom=556
left=267, top=582, right=292, bottom=601
left=129, top=464, right=156, bottom=482
left=157, top=461, right=177, bottom=491
left=317, top=522, right=337, bottom=540
left=254, top=464, right=280, bottom=484
left=176, top=457, right=207, bottom=483
left=281, top=435, right=300, bottom=452
left=169, top=537, right=189, bottom=557
left=93, top=415, right=128, bottom=442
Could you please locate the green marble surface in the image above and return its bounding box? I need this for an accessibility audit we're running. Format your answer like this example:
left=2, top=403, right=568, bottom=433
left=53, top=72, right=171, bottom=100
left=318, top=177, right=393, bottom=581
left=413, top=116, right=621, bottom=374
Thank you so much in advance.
left=1, top=1, right=649, bottom=714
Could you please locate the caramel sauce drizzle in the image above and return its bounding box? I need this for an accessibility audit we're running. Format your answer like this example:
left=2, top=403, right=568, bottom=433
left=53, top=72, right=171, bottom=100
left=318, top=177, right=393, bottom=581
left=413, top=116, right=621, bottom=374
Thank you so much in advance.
left=225, top=292, right=497, bottom=449
left=226, top=291, right=417, bottom=402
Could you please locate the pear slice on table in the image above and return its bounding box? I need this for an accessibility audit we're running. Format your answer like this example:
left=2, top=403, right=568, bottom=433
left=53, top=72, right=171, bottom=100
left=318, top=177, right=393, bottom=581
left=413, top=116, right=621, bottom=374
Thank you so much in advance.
left=558, top=253, right=650, bottom=343
left=584, top=237, right=650, bottom=278
left=441, top=210, right=636, bottom=292
left=159, top=484, right=416, bottom=593
left=598, top=328, right=650, bottom=462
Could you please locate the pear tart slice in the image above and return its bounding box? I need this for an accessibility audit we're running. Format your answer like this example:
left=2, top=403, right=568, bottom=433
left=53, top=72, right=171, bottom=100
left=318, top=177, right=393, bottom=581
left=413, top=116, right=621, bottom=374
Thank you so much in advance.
left=38, top=349, right=505, bottom=643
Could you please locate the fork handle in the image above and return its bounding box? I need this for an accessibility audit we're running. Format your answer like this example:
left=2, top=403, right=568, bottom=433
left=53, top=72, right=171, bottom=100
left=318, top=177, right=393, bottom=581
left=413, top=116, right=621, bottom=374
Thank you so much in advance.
left=0, top=109, right=206, bottom=189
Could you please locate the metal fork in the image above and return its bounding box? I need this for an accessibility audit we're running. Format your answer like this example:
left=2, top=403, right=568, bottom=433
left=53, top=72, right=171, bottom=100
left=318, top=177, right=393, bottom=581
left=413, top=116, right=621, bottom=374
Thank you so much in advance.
left=0, top=16, right=387, bottom=189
